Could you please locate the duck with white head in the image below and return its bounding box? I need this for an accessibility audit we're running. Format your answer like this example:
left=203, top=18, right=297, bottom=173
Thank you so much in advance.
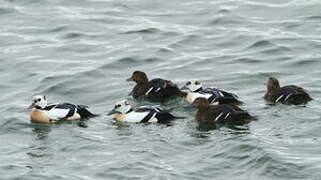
left=181, top=80, right=243, bottom=105
left=28, top=95, right=97, bottom=123
left=108, top=100, right=184, bottom=123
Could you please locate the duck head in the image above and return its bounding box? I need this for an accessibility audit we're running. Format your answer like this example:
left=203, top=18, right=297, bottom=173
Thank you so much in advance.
left=126, top=71, right=148, bottom=84
left=108, top=100, right=132, bottom=115
left=181, top=80, right=203, bottom=92
left=192, top=97, right=210, bottom=111
left=267, top=77, right=280, bottom=92
left=28, top=95, right=48, bottom=109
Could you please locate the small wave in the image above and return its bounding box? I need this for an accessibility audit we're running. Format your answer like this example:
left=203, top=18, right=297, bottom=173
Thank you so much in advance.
left=98, top=57, right=163, bottom=71
left=217, top=8, right=232, bottom=14
left=246, top=40, right=275, bottom=50
left=258, top=46, right=292, bottom=55
left=123, top=28, right=160, bottom=34
left=302, top=15, right=321, bottom=20
left=47, top=26, right=68, bottom=33
left=0, top=7, right=15, bottom=15
left=156, top=47, right=175, bottom=54
left=234, top=57, right=262, bottom=64
left=283, top=58, right=321, bottom=66
left=97, top=57, right=138, bottom=70
left=62, top=32, right=84, bottom=39
left=208, top=15, right=245, bottom=26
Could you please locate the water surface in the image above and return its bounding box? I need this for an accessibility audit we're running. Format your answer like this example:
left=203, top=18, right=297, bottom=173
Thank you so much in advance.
left=1, top=0, right=321, bottom=179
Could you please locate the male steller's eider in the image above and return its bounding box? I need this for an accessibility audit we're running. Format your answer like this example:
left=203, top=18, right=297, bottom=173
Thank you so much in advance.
left=181, top=80, right=243, bottom=105
left=108, top=100, right=184, bottom=123
left=28, top=95, right=97, bottom=123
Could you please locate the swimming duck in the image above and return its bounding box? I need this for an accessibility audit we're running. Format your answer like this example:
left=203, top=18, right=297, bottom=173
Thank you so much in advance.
left=192, top=97, right=255, bottom=123
left=108, top=100, right=184, bottom=123
left=181, top=80, right=242, bottom=105
left=28, top=95, right=97, bottom=123
left=127, top=71, right=186, bottom=102
left=264, top=77, right=313, bottom=105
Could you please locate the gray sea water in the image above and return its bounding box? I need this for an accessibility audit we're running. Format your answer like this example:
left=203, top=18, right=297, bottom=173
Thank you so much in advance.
left=1, top=0, right=321, bottom=179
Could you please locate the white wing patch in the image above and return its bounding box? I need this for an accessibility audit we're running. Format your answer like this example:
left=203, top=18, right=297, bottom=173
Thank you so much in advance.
left=218, top=91, right=224, bottom=97
left=210, top=97, right=218, bottom=104
left=224, top=112, right=231, bottom=119
left=124, top=111, right=150, bottom=123
left=211, top=101, right=219, bottom=105
left=275, top=95, right=284, bottom=103
left=47, top=108, right=70, bottom=120
left=284, top=93, right=293, bottom=101
left=138, top=106, right=162, bottom=112
left=145, top=87, right=153, bottom=96
left=215, top=112, right=224, bottom=121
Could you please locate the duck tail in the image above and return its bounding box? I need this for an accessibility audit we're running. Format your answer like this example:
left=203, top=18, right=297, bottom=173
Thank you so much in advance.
left=173, top=116, right=186, bottom=119
left=233, top=111, right=257, bottom=121
left=235, top=100, right=244, bottom=105
left=287, top=93, right=313, bottom=105
left=155, top=112, right=185, bottom=123
left=77, top=105, right=99, bottom=118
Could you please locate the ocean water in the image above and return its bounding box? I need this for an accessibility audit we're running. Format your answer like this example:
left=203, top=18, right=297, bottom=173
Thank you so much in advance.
left=1, top=0, right=321, bottom=179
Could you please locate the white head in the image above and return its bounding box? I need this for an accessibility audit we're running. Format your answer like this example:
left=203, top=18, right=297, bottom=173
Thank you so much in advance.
left=108, top=100, right=132, bottom=115
left=28, top=95, right=48, bottom=109
left=182, top=80, right=203, bottom=92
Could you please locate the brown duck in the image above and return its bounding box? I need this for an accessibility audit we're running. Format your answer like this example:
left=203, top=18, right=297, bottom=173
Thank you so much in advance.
left=127, top=71, right=186, bottom=102
left=264, top=77, right=312, bottom=105
left=192, top=97, right=255, bottom=124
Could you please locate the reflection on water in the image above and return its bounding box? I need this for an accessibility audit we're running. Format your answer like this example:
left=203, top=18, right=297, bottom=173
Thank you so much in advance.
left=197, top=121, right=252, bottom=132
left=31, top=123, right=52, bottom=140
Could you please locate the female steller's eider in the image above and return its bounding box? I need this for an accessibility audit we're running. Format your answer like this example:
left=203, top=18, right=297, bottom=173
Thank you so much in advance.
left=28, top=95, right=97, bottom=123
left=127, top=71, right=186, bottom=102
left=192, top=97, right=255, bottom=124
left=108, top=100, right=184, bottom=123
left=264, top=77, right=313, bottom=105
left=181, top=80, right=243, bottom=105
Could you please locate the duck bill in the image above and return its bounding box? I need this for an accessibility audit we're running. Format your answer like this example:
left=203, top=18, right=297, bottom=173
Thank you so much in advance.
left=126, top=77, right=133, bottom=81
left=107, top=109, right=117, bottom=115
left=28, top=103, right=36, bottom=110
left=180, top=86, right=188, bottom=90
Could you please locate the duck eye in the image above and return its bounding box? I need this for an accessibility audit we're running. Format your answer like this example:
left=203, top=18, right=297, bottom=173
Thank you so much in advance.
left=195, top=81, right=200, bottom=85
left=38, top=98, right=41, bottom=101
left=186, top=81, right=191, bottom=85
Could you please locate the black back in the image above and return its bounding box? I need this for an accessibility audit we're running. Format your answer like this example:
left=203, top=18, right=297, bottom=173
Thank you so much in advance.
left=133, top=78, right=186, bottom=102
left=135, top=106, right=183, bottom=124
left=267, top=85, right=312, bottom=105
left=200, top=88, right=242, bottom=105
left=198, top=104, right=255, bottom=124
